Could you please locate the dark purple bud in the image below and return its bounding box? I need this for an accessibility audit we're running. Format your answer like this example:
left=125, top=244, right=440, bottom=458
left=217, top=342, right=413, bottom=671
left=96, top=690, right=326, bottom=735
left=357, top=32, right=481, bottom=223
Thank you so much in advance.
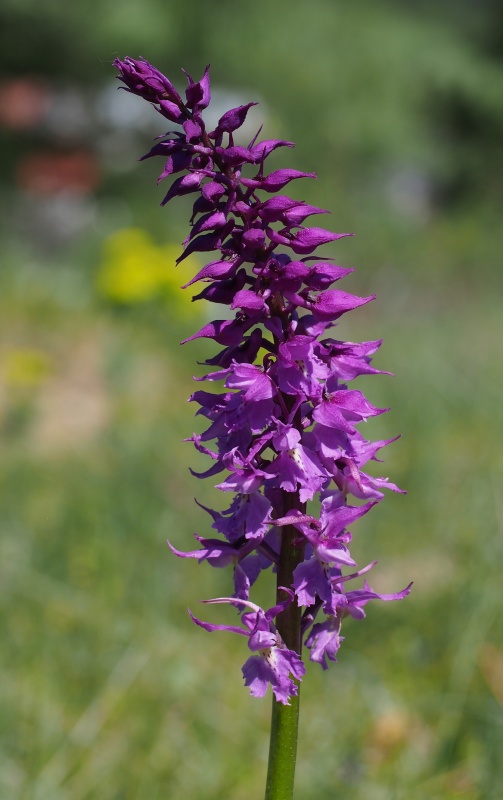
left=193, top=270, right=247, bottom=304
left=182, top=259, right=240, bottom=288
left=202, top=181, right=227, bottom=203
left=183, top=118, right=203, bottom=142
left=184, top=65, right=211, bottom=112
left=160, top=172, right=204, bottom=206
left=241, top=169, right=316, bottom=192
left=242, top=229, right=267, bottom=250
left=114, top=57, right=183, bottom=106
left=177, top=222, right=233, bottom=262
left=250, top=140, right=295, bottom=162
left=266, top=259, right=310, bottom=291
left=234, top=200, right=255, bottom=218
left=304, top=264, right=354, bottom=290
left=282, top=204, right=329, bottom=226
left=157, top=99, right=185, bottom=123
left=190, top=196, right=214, bottom=219
left=182, top=317, right=254, bottom=346
left=215, top=146, right=255, bottom=167
left=290, top=229, right=351, bottom=255
left=157, top=151, right=193, bottom=182
left=140, top=137, right=187, bottom=160
left=258, top=196, right=300, bottom=223
left=216, top=103, right=257, bottom=133
left=231, top=289, right=267, bottom=314
left=185, top=211, right=228, bottom=244
left=310, top=289, right=375, bottom=320
left=202, top=328, right=264, bottom=368
left=268, top=228, right=351, bottom=255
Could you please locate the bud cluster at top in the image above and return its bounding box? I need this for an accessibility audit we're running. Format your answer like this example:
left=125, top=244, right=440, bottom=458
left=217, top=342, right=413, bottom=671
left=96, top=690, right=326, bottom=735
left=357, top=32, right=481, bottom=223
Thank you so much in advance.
left=114, top=57, right=411, bottom=704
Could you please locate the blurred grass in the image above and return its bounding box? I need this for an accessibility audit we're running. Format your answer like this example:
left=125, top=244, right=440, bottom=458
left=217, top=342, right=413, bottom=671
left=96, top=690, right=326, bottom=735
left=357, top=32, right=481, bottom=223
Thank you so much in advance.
left=1, top=243, right=502, bottom=799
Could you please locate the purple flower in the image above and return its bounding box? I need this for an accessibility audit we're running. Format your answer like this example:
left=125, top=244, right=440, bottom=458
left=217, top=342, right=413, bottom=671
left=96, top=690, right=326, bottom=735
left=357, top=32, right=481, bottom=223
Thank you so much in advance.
left=114, top=57, right=183, bottom=111
left=190, top=592, right=305, bottom=704
left=168, top=533, right=269, bottom=600
left=305, top=574, right=413, bottom=668
left=115, top=57, right=410, bottom=701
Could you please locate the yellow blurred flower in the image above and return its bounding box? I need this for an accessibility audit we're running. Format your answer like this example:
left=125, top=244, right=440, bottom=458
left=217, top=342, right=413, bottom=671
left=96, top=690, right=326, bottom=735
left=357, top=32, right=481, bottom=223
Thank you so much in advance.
left=96, top=227, right=202, bottom=317
left=2, top=348, right=52, bottom=388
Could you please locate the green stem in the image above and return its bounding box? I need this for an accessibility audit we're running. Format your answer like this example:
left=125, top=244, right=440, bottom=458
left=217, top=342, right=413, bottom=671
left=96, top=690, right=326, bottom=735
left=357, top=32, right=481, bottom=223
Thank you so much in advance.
left=265, top=690, right=300, bottom=800
left=265, top=498, right=305, bottom=800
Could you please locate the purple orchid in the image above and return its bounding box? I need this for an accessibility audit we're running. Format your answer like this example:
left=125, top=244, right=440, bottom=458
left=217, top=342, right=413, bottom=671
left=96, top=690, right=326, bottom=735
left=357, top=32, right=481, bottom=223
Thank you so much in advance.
left=114, top=57, right=411, bottom=705
left=190, top=591, right=306, bottom=704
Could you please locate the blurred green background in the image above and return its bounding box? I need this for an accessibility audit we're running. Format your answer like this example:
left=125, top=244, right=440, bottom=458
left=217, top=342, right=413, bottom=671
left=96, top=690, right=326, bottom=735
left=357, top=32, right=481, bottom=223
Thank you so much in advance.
left=1, top=1, right=502, bottom=798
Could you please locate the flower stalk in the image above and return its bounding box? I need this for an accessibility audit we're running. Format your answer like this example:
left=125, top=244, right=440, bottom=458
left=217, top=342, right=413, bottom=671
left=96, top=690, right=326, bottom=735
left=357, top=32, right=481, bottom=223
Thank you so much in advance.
left=266, top=690, right=300, bottom=800
left=266, top=505, right=305, bottom=800
left=113, top=56, right=411, bottom=797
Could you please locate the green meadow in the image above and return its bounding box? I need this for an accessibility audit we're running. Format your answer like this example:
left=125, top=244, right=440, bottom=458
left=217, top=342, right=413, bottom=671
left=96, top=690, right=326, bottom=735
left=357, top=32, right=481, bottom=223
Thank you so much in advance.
left=1, top=238, right=502, bottom=798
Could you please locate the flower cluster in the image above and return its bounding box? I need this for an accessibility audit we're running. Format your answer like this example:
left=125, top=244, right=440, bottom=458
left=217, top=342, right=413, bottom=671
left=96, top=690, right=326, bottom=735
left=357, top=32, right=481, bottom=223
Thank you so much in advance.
left=114, top=57, right=411, bottom=703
